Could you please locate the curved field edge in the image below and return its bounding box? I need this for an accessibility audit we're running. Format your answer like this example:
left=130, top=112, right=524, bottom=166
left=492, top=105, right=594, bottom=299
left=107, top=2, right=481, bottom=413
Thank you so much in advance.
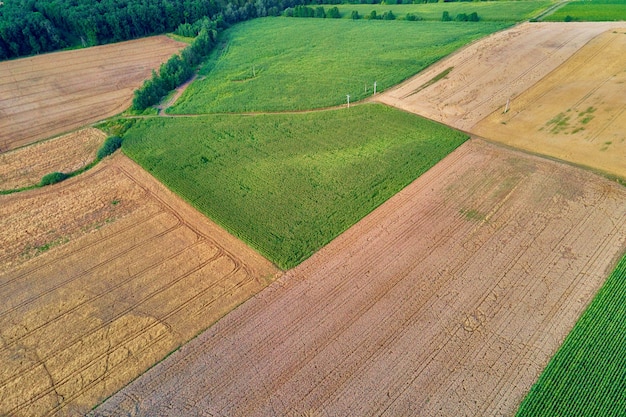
left=122, top=104, right=468, bottom=269
left=516, top=252, right=626, bottom=417
left=169, top=18, right=508, bottom=114
left=0, top=128, right=107, bottom=193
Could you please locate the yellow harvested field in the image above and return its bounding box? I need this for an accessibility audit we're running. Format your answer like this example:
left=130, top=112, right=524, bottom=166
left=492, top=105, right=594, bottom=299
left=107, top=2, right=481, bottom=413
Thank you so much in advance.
left=0, top=36, right=185, bottom=152
left=473, top=28, right=626, bottom=179
left=0, top=154, right=279, bottom=416
left=376, top=22, right=623, bottom=131
left=0, top=128, right=106, bottom=191
left=90, top=139, right=626, bottom=417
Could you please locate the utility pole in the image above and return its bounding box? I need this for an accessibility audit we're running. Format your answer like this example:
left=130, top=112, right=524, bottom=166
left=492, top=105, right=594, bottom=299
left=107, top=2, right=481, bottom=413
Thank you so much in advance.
left=504, top=98, right=510, bottom=113
left=347, top=94, right=350, bottom=108
left=373, top=81, right=377, bottom=95
left=252, top=65, right=256, bottom=77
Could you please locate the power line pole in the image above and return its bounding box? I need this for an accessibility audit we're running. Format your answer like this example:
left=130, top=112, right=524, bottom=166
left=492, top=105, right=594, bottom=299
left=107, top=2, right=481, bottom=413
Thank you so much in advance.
left=373, top=81, right=377, bottom=95
left=347, top=94, right=350, bottom=108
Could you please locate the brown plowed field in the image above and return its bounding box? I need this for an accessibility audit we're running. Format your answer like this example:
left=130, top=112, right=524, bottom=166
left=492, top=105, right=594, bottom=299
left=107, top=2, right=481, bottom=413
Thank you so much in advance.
left=0, top=128, right=106, bottom=191
left=91, top=139, right=626, bottom=417
left=0, top=36, right=184, bottom=152
left=0, top=154, right=279, bottom=416
left=473, top=27, right=626, bottom=179
left=376, top=22, right=624, bottom=130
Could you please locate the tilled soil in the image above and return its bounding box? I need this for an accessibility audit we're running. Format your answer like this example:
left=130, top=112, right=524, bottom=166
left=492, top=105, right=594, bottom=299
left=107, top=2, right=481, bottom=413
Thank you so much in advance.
left=0, top=154, right=279, bottom=416
left=91, top=139, right=626, bottom=417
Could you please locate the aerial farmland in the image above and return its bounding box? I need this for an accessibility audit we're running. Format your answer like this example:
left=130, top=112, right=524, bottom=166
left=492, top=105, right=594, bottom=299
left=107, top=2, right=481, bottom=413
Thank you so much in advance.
left=1, top=0, right=625, bottom=416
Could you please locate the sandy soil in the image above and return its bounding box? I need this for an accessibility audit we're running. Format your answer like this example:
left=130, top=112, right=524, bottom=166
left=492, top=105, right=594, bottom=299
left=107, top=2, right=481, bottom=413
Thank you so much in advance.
left=473, top=27, right=626, bottom=179
left=91, top=139, right=626, bottom=417
left=0, top=36, right=185, bottom=152
left=0, top=154, right=279, bottom=417
left=376, top=22, right=624, bottom=132
left=0, top=128, right=106, bottom=191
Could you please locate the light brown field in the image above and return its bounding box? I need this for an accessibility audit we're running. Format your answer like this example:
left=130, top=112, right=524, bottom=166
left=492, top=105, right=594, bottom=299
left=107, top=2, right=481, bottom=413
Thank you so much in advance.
left=376, top=22, right=623, bottom=131
left=0, top=36, right=185, bottom=152
left=91, top=139, right=626, bottom=417
left=473, top=27, right=626, bottom=179
left=0, top=154, right=279, bottom=417
left=0, top=128, right=106, bottom=191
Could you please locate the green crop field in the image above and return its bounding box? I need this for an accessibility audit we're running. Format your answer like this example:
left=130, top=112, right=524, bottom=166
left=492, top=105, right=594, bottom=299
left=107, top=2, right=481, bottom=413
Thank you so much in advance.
left=516, top=253, right=626, bottom=416
left=122, top=104, right=467, bottom=269
left=545, top=0, right=626, bottom=21
left=332, top=1, right=552, bottom=22
left=169, top=18, right=507, bottom=114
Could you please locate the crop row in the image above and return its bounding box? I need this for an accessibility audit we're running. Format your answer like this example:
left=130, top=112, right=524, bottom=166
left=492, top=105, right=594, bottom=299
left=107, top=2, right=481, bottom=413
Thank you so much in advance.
left=516, top=253, right=626, bottom=416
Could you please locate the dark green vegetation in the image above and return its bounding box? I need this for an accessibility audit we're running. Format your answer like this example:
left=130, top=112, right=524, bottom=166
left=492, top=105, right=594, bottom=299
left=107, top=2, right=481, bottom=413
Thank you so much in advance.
left=122, top=104, right=468, bottom=269
left=40, top=171, right=69, bottom=186
left=545, top=0, right=626, bottom=21
left=97, top=136, right=124, bottom=160
left=334, top=1, right=552, bottom=21
left=170, top=18, right=506, bottom=113
left=132, top=23, right=216, bottom=110
left=516, top=253, right=626, bottom=417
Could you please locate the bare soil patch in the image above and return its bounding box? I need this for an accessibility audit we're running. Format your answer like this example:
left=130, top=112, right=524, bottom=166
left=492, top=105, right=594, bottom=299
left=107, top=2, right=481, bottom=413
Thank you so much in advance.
left=473, top=27, right=626, bottom=179
left=0, top=36, right=185, bottom=152
left=376, top=22, right=624, bottom=132
left=91, top=139, right=626, bottom=417
left=0, top=154, right=279, bottom=416
left=0, top=128, right=106, bottom=191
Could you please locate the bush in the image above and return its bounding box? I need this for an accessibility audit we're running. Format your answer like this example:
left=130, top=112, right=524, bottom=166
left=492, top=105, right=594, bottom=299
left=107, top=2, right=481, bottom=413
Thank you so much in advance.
left=327, top=6, right=341, bottom=18
left=405, top=13, right=421, bottom=21
left=442, top=11, right=452, bottom=21
left=382, top=10, right=396, bottom=20
left=97, top=136, right=123, bottom=159
left=40, top=172, right=69, bottom=186
left=351, top=10, right=361, bottom=19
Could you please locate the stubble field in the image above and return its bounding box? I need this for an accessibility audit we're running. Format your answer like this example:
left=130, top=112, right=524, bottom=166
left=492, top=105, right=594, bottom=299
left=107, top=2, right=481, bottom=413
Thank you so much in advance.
left=473, top=27, right=626, bottom=178
left=0, top=128, right=106, bottom=192
left=0, top=36, right=185, bottom=152
left=376, top=22, right=624, bottom=131
left=91, top=138, right=626, bottom=417
left=0, top=154, right=279, bottom=416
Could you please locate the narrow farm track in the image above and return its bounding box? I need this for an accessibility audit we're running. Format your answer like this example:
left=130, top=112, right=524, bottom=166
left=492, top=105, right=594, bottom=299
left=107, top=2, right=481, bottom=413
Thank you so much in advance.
left=91, top=139, right=626, bottom=417
left=0, top=155, right=279, bottom=416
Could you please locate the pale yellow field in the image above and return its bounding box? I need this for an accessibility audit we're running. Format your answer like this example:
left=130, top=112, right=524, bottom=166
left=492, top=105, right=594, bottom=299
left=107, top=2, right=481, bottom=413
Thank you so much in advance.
left=0, top=128, right=106, bottom=191
left=474, top=28, right=626, bottom=179
left=0, top=154, right=279, bottom=416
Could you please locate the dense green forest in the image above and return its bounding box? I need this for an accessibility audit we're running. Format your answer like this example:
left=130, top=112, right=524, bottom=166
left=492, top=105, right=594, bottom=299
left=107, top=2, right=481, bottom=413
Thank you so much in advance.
left=0, top=0, right=296, bottom=60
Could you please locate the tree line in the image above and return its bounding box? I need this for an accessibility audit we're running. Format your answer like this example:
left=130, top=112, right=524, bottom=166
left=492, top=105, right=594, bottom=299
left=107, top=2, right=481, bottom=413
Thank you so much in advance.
left=132, top=20, right=216, bottom=110
left=0, top=0, right=304, bottom=60
left=0, top=0, right=494, bottom=60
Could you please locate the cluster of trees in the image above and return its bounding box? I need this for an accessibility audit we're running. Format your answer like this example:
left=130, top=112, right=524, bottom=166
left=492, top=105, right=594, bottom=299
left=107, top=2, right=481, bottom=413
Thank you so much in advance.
left=284, top=5, right=341, bottom=18
left=0, top=0, right=309, bottom=60
left=442, top=10, right=480, bottom=21
left=133, top=22, right=216, bottom=110
left=350, top=10, right=396, bottom=20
